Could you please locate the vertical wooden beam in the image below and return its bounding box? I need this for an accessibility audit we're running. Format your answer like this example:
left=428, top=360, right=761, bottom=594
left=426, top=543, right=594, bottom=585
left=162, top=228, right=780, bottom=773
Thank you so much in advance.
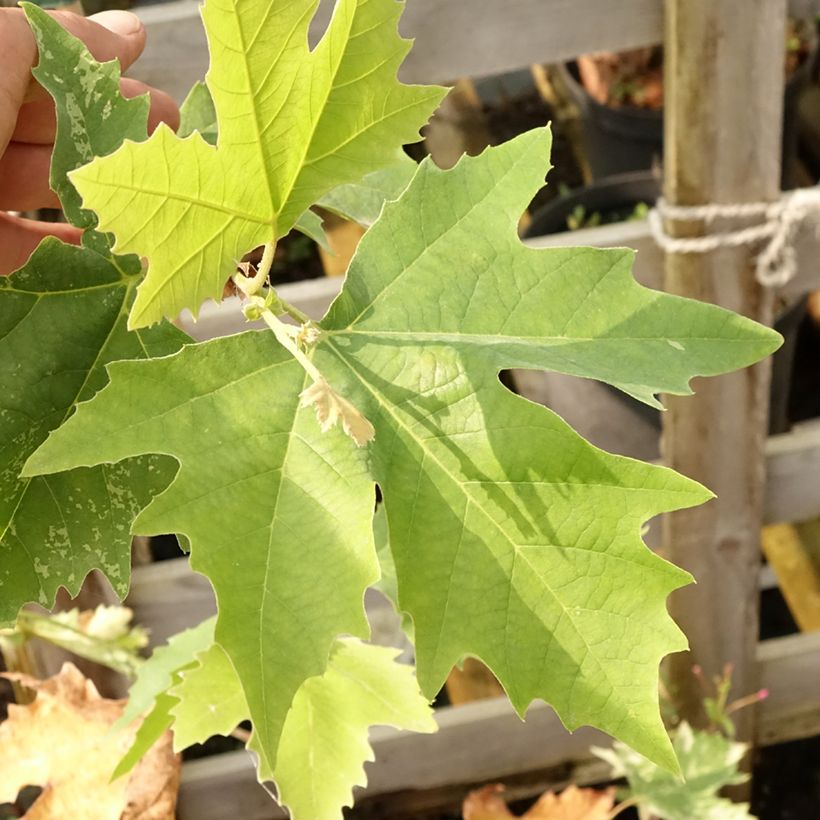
left=662, top=0, right=787, bottom=743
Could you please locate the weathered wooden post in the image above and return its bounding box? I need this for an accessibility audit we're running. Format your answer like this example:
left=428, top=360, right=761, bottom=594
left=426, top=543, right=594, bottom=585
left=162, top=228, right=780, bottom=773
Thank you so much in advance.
left=662, top=0, right=787, bottom=743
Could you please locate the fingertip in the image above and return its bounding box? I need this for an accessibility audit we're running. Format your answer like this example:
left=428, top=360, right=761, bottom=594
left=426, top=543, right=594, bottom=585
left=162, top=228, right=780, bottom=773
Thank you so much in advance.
left=87, top=9, right=144, bottom=40
left=148, top=87, right=180, bottom=134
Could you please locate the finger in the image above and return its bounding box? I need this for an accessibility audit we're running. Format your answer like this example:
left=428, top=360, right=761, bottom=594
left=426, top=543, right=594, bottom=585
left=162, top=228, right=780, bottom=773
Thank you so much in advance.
left=0, top=212, right=82, bottom=276
left=0, top=8, right=146, bottom=154
left=0, top=143, right=60, bottom=211
left=13, top=78, right=180, bottom=145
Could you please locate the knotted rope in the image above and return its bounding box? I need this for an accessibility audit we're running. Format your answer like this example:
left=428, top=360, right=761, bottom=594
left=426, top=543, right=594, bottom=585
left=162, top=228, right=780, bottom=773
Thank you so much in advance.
left=648, top=187, right=820, bottom=288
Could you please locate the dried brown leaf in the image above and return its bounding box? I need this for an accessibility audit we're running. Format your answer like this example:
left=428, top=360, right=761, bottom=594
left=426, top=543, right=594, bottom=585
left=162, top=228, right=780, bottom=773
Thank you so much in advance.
left=463, top=783, right=616, bottom=820
left=0, top=663, right=179, bottom=819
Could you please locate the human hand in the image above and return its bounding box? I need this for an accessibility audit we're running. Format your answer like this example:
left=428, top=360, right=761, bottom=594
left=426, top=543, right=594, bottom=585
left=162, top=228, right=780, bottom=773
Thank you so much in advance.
left=0, top=8, right=179, bottom=274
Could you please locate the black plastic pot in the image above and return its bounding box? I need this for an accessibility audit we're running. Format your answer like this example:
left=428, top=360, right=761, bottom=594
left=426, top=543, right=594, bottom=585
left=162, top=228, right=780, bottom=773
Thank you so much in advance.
left=560, top=48, right=817, bottom=188
left=525, top=173, right=805, bottom=435
left=527, top=171, right=660, bottom=235
left=557, top=63, right=662, bottom=180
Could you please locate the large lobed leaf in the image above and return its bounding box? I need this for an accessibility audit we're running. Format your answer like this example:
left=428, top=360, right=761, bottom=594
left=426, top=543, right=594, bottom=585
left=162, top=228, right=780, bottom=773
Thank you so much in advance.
left=314, top=129, right=779, bottom=769
left=0, top=241, right=183, bottom=625
left=26, top=332, right=379, bottom=774
left=26, top=129, right=780, bottom=774
left=68, top=0, right=446, bottom=328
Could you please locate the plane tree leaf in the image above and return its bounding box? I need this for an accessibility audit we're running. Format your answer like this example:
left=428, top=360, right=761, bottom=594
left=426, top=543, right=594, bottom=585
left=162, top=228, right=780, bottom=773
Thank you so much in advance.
left=313, top=128, right=781, bottom=770
left=26, top=129, right=780, bottom=774
left=114, top=617, right=216, bottom=732
left=178, top=81, right=217, bottom=146
left=68, top=0, right=446, bottom=328
left=0, top=239, right=184, bottom=625
left=177, top=79, right=417, bottom=230
left=0, top=664, right=180, bottom=819
left=24, top=331, right=379, bottom=774
left=271, top=637, right=436, bottom=819
left=168, top=643, right=248, bottom=751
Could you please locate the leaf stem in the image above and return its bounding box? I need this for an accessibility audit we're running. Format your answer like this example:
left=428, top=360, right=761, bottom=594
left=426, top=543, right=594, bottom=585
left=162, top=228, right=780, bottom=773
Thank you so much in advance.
left=279, top=298, right=311, bottom=325
left=234, top=240, right=277, bottom=297
left=258, top=308, right=324, bottom=384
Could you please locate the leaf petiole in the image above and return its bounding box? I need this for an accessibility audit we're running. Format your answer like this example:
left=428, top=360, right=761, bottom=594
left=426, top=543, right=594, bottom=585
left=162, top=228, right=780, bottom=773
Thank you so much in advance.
left=234, top=241, right=277, bottom=297
left=243, top=296, right=375, bottom=446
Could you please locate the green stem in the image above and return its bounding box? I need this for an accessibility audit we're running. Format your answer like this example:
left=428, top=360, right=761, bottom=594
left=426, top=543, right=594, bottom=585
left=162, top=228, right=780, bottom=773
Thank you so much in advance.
left=279, top=298, right=311, bottom=325
left=259, top=308, right=324, bottom=384
left=234, top=240, right=277, bottom=296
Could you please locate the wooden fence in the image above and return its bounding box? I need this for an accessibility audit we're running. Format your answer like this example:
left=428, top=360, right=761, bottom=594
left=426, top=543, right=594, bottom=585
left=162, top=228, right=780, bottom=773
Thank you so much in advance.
left=123, top=0, right=820, bottom=815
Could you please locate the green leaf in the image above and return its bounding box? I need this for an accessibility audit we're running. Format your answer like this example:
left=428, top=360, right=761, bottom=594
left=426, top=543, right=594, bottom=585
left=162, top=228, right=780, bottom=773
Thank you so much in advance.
left=69, top=0, right=446, bottom=328
left=25, top=333, right=379, bottom=774
left=168, top=643, right=247, bottom=750
left=176, top=79, right=415, bottom=232
left=318, top=155, right=419, bottom=227
left=594, top=723, right=753, bottom=820
left=0, top=240, right=184, bottom=625
left=178, top=81, right=217, bottom=146
left=23, top=2, right=150, bottom=229
left=112, top=690, right=178, bottom=781
left=272, top=638, right=435, bottom=819
left=115, top=617, right=215, bottom=731
left=26, top=131, right=780, bottom=773
left=167, top=638, right=435, bottom=820
left=313, top=128, right=781, bottom=770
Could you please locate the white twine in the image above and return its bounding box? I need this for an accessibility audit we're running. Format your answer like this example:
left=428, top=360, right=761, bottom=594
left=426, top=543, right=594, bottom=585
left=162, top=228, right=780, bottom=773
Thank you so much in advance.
left=648, top=187, right=820, bottom=288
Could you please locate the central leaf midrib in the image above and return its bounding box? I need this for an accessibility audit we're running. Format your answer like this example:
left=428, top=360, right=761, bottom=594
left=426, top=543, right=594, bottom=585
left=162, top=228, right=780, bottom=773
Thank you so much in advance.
left=81, top=175, right=271, bottom=225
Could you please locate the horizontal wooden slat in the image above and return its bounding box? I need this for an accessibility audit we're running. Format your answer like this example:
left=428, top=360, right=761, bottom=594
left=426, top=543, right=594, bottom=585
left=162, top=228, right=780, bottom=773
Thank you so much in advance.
left=134, top=0, right=664, bottom=102
left=134, top=0, right=820, bottom=102
left=764, top=420, right=820, bottom=524
left=757, top=631, right=820, bottom=745
left=176, top=630, right=820, bottom=819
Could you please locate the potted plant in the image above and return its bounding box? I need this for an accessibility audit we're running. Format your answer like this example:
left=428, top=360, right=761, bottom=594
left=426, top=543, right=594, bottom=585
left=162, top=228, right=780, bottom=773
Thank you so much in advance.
left=559, top=17, right=818, bottom=186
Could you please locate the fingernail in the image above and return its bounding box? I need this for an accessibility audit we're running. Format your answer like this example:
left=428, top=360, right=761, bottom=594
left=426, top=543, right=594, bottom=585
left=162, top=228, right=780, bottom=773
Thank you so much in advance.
left=89, top=10, right=144, bottom=37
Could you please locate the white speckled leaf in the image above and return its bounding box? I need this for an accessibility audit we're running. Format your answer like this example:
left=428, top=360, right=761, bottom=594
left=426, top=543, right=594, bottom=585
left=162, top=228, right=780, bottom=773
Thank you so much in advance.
left=24, top=3, right=150, bottom=230
left=24, top=332, right=379, bottom=776
left=0, top=240, right=185, bottom=625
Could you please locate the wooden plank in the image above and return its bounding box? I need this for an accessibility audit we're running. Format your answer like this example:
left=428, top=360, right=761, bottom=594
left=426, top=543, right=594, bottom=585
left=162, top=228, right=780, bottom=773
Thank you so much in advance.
left=134, top=0, right=820, bottom=102
left=660, top=0, right=786, bottom=744
left=134, top=0, right=665, bottom=102
left=764, top=420, right=820, bottom=524
left=177, top=630, right=820, bottom=818
left=127, top=559, right=214, bottom=648
left=757, top=631, right=820, bottom=745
